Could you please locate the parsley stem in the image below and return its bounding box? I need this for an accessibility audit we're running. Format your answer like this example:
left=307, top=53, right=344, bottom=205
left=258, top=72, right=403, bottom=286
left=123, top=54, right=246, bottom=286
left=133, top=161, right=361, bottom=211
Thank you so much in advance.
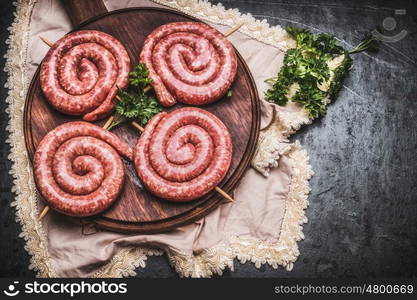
left=348, top=32, right=379, bottom=54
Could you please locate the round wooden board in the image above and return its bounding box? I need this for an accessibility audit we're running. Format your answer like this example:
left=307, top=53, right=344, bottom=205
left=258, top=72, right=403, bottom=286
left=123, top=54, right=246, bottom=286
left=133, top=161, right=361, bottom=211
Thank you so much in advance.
left=24, top=7, right=260, bottom=233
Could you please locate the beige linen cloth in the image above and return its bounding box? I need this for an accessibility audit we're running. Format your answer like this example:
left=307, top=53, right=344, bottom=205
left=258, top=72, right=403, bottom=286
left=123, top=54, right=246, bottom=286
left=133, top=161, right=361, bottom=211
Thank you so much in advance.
left=6, top=0, right=314, bottom=277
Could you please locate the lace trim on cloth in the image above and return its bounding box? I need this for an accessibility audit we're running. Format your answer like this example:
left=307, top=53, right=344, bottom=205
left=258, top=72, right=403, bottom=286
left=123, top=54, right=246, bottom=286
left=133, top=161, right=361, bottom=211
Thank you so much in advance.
left=5, top=0, right=313, bottom=278
left=165, top=144, right=313, bottom=277
left=251, top=105, right=312, bottom=176
left=151, top=0, right=296, bottom=51
left=5, top=0, right=57, bottom=277
left=93, top=247, right=163, bottom=277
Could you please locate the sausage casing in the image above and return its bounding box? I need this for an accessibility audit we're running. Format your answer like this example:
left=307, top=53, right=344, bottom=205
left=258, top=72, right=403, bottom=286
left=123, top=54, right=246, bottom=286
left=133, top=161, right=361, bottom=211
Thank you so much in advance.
left=140, top=22, right=237, bottom=107
left=33, top=121, right=133, bottom=216
left=133, top=107, right=232, bottom=201
left=40, top=30, right=130, bottom=121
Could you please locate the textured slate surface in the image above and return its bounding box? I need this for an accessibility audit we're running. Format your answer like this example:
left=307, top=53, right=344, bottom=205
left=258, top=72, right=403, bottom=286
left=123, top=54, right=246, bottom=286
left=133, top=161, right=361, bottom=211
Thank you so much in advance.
left=0, top=0, right=416, bottom=277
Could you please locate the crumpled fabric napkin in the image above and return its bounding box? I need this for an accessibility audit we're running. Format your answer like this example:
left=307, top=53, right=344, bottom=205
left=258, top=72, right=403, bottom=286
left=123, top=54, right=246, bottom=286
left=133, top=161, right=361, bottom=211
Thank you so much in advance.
left=9, top=0, right=313, bottom=277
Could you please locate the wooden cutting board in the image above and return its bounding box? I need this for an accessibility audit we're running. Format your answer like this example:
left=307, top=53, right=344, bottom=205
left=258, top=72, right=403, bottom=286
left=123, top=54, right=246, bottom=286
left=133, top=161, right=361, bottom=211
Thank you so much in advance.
left=24, top=0, right=260, bottom=233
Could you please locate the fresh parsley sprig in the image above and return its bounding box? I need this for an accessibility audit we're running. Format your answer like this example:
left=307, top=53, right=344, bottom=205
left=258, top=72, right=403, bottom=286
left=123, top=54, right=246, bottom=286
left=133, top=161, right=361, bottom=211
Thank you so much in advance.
left=265, top=27, right=379, bottom=119
left=107, top=63, right=162, bottom=130
left=129, top=63, right=153, bottom=91
left=115, top=88, right=161, bottom=125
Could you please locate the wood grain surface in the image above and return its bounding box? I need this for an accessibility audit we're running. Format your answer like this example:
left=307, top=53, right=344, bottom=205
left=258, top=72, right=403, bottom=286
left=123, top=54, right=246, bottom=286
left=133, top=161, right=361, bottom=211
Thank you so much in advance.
left=62, top=0, right=108, bottom=26
left=24, top=7, right=260, bottom=233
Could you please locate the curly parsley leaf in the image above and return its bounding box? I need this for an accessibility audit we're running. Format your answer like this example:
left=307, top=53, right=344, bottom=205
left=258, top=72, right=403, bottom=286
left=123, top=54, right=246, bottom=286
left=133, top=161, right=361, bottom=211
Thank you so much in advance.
left=108, top=63, right=162, bottom=130
left=328, top=55, right=352, bottom=100
left=265, top=26, right=379, bottom=119
left=115, top=88, right=161, bottom=126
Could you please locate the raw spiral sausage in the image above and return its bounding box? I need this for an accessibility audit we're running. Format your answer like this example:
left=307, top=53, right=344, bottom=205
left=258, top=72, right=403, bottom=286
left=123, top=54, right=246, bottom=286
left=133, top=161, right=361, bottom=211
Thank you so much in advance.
left=40, top=30, right=130, bottom=121
left=133, top=107, right=232, bottom=201
left=33, top=122, right=133, bottom=217
left=140, top=22, right=237, bottom=107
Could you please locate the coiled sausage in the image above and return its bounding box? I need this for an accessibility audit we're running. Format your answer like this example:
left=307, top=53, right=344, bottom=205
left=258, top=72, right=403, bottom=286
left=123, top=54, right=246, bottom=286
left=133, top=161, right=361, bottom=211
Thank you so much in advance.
left=133, top=107, right=232, bottom=201
left=40, top=30, right=130, bottom=121
left=140, top=22, right=237, bottom=107
left=33, top=121, right=133, bottom=217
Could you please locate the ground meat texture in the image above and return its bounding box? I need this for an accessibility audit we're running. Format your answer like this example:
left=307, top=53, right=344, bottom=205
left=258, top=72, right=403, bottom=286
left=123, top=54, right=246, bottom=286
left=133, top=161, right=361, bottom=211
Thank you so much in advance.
left=33, top=121, right=133, bottom=217
left=140, top=22, right=237, bottom=107
left=133, top=107, right=232, bottom=202
left=40, top=30, right=130, bottom=121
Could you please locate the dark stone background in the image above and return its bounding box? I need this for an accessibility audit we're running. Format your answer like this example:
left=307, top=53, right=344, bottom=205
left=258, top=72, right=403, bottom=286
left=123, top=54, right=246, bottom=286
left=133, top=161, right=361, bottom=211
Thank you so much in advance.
left=0, top=0, right=416, bottom=278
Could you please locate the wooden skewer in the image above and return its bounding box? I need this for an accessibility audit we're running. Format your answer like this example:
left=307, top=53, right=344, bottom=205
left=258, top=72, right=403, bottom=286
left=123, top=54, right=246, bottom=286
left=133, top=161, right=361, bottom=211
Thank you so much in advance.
left=102, top=115, right=115, bottom=130
left=39, top=36, right=54, bottom=47
left=39, top=22, right=243, bottom=48
left=130, top=120, right=145, bottom=132
left=215, top=187, right=234, bottom=202
left=224, top=22, right=244, bottom=37
left=143, top=86, right=152, bottom=93
left=37, top=205, right=50, bottom=221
